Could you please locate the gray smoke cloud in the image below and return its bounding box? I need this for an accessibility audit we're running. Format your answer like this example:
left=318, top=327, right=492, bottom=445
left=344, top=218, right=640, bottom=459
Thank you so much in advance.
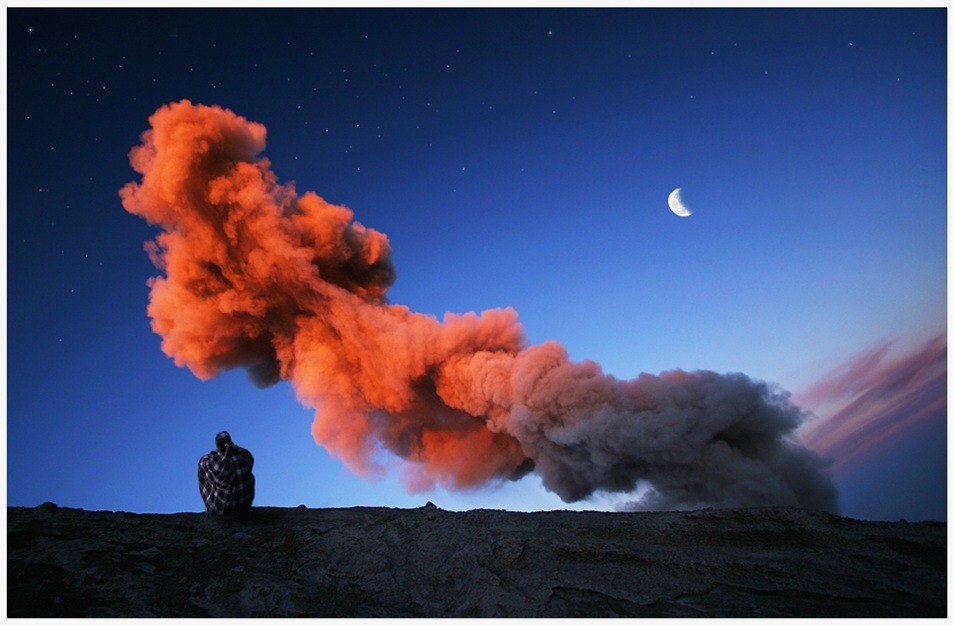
left=441, top=344, right=839, bottom=511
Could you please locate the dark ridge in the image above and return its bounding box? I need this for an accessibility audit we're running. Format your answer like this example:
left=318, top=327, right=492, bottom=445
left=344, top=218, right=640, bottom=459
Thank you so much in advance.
left=7, top=503, right=946, bottom=617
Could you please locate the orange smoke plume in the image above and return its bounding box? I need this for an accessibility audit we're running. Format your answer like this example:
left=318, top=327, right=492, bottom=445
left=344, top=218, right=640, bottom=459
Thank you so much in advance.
left=122, top=100, right=838, bottom=511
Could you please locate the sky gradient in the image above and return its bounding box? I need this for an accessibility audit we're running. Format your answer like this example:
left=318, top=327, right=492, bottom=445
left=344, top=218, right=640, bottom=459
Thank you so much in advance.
left=6, top=7, right=947, bottom=520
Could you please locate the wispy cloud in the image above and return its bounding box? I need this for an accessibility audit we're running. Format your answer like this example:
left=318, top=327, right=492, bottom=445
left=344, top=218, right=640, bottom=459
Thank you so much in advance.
left=796, top=334, right=946, bottom=468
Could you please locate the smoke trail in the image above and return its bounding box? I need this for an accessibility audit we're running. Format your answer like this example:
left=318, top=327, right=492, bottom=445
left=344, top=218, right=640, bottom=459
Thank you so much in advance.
left=121, top=100, right=837, bottom=511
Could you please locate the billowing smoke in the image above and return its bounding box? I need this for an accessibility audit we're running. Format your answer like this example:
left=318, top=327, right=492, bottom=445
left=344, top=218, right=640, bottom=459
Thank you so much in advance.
left=121, top=100, right=837, bottom=512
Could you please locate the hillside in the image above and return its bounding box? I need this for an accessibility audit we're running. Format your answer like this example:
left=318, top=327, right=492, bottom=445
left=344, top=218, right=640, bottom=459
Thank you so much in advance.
left=7, top=502, right=946, bottom=617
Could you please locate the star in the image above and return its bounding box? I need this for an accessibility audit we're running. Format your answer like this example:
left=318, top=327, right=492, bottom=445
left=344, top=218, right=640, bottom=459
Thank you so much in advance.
left=26, top=25, right=35, bottom=34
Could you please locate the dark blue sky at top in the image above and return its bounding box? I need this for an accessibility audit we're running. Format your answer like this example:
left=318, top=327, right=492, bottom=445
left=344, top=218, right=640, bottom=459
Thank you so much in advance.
left=6, top=8, right=946, bottom=519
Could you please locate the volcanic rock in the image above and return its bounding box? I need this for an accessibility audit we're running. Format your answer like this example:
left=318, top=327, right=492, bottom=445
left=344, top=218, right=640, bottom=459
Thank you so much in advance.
left=7, top=504, right=946, bottom=617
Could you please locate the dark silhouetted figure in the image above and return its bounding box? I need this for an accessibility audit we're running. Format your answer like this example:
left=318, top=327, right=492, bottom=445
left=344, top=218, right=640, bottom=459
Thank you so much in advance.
left=198, top=431, right=255, bottom=515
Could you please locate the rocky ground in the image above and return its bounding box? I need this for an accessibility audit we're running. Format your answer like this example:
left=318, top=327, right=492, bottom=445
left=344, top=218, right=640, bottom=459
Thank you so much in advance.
left=7, top=502, right=946, bottom=617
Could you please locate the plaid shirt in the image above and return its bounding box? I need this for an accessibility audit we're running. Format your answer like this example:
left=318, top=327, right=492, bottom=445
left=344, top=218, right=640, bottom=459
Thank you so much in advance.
left=198, top=444, right=255, bottom=515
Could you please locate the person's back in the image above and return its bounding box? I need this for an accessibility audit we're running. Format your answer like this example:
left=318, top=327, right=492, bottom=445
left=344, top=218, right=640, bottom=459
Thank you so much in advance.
left=198, top=431, right=255, bottom=514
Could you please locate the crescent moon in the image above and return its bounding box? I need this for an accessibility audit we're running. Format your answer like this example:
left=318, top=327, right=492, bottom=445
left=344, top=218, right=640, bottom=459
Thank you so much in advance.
left=668, top=188, right=692, bottom=217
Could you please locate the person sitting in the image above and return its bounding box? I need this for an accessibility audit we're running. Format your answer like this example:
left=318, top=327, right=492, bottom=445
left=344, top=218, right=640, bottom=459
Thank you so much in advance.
left=198, top=431, right=255, bottom=515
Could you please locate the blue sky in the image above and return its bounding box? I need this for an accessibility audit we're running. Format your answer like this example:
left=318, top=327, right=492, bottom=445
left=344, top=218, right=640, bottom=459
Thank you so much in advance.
left=6, top=7, right=947, bottom=520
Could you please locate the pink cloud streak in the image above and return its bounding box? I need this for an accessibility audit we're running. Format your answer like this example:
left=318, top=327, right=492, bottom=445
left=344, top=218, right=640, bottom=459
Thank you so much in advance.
left=796, top=334, right=946, bottom=469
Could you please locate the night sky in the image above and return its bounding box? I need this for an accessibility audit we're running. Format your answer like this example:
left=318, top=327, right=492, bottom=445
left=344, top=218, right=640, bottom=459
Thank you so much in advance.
left=6, top=7, right=947, bottom=520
